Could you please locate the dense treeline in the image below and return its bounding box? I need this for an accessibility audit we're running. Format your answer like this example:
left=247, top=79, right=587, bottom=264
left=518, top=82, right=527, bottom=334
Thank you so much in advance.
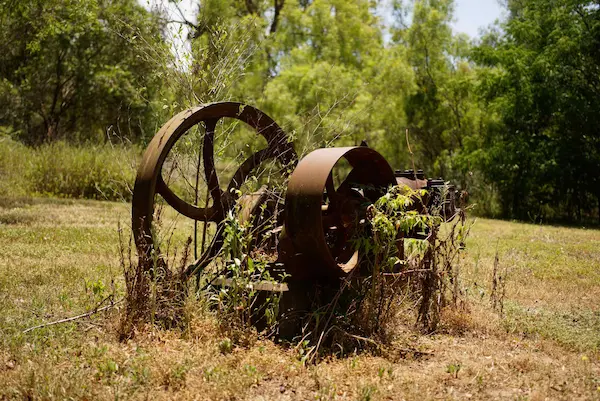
left=472, top=0, right=600, bottom=221
left=0, top=0, right=168, bottom=143
left=0, top=0, right=598, bottom=223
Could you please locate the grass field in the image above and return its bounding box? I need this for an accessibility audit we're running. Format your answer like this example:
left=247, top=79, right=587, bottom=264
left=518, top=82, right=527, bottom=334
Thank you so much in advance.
left=0, top=197, right=599, bottom=400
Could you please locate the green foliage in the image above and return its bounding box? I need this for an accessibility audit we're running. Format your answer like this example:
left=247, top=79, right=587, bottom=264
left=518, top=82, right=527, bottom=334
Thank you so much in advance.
left=393, top=0, right=483, bottom=177
left=0, top=138, right=136, bottom=201
left=263, top=0, right=416, bottom=160
left=184, top=0, right=416, bottom=160
left=0, top=138, right=33, bottom=197
left=373, top=187, right=439, bottom=238
left=446, top=362, right=461, bottom=378
left=209, top=210, right=285, bottom=335
left=471, top=0, right=600, bottom=222
left=0, top=0, right=168, bottom=143
left=367, top=185, right=440, bottom=267
left=28, top=142, right=136, bottom=201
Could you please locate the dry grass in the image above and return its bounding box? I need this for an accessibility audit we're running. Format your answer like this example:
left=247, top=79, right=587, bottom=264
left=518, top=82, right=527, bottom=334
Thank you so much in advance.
left=0, top=197, right=599, bottom=400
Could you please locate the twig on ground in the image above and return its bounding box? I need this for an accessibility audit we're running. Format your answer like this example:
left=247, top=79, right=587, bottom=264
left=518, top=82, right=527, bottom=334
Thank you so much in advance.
left=23, top=297, right=123, bottom=334
left=382, top=268, right=433, bottom=276
left=331, top=326, right=383, bottom=349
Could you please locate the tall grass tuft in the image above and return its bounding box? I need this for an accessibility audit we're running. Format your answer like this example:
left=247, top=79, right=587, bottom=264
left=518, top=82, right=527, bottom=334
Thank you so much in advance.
left=118, top=228, right=192, bottom=341
left=29, top=141, right=137, bottom=201
left=0, top=138, right=33, bottom=197
left=0, top=138, right=138, bottom=202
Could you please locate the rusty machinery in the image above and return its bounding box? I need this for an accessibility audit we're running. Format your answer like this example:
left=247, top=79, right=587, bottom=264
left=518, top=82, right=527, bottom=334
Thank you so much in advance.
left=132, top=102, right=455, bottom=294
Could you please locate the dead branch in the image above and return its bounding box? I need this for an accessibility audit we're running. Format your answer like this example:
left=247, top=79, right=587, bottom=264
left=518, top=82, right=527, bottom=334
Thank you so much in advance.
left=23, top=297, right=123, bottom=334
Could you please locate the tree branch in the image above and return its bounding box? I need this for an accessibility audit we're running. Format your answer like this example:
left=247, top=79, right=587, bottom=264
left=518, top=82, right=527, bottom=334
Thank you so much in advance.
left=269, top=0, right=284, bottom=35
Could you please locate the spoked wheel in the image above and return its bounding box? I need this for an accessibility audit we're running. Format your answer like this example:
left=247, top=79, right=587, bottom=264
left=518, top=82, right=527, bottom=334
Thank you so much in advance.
left=132, top=102, right=296, bottom=276
left=284, top=146, right=396, bottom=279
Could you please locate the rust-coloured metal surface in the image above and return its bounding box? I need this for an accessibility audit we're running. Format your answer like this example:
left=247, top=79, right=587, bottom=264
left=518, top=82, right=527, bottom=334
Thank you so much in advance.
left=283, top=147, right=396, bottom=278
left=132, top=102, right=296, bottom=270
left=394, top=169, right=457, bottom=221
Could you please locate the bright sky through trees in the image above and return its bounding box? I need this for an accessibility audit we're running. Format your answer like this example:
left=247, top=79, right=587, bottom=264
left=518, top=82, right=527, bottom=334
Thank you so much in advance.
left=144, top=0, right=503, bottom=46
left=452, top=0, right=503, bottom=36
left=139, top=0, right=503, bottom=72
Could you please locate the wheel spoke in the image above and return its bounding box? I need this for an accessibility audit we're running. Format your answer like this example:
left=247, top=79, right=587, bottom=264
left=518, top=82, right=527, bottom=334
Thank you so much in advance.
left=227, top=148, right=270, bottom=194
left=157, top=175, right=222, bottom=221
left=184, top=223, right=226, bottom=277
left=203, top=118, right=223, bottom=212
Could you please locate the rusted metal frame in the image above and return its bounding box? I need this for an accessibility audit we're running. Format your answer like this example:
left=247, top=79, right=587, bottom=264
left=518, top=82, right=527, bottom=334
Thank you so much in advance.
left=284, top=146, right=396, bottom=279
left=134, top=101, right=455, bottom=287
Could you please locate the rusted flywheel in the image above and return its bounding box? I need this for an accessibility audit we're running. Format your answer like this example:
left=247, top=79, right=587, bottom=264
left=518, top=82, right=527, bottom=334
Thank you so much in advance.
left=132, top=102, right=296, bottom=274
left=283, top=146, right=397, bottom=279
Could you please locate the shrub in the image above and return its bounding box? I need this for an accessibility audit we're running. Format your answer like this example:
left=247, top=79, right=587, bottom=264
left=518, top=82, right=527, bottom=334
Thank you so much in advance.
left=0, top=140, right=139, bottom=202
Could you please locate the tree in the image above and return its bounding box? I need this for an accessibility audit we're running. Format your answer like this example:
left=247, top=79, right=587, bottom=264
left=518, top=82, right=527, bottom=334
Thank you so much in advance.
left=0, top=0, right=167, bottom=143
left=181, top=0, right=415, bottom=161
left=391, top=0, right=483, bottom=179
left=472, top=0, right=600, bottom=222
